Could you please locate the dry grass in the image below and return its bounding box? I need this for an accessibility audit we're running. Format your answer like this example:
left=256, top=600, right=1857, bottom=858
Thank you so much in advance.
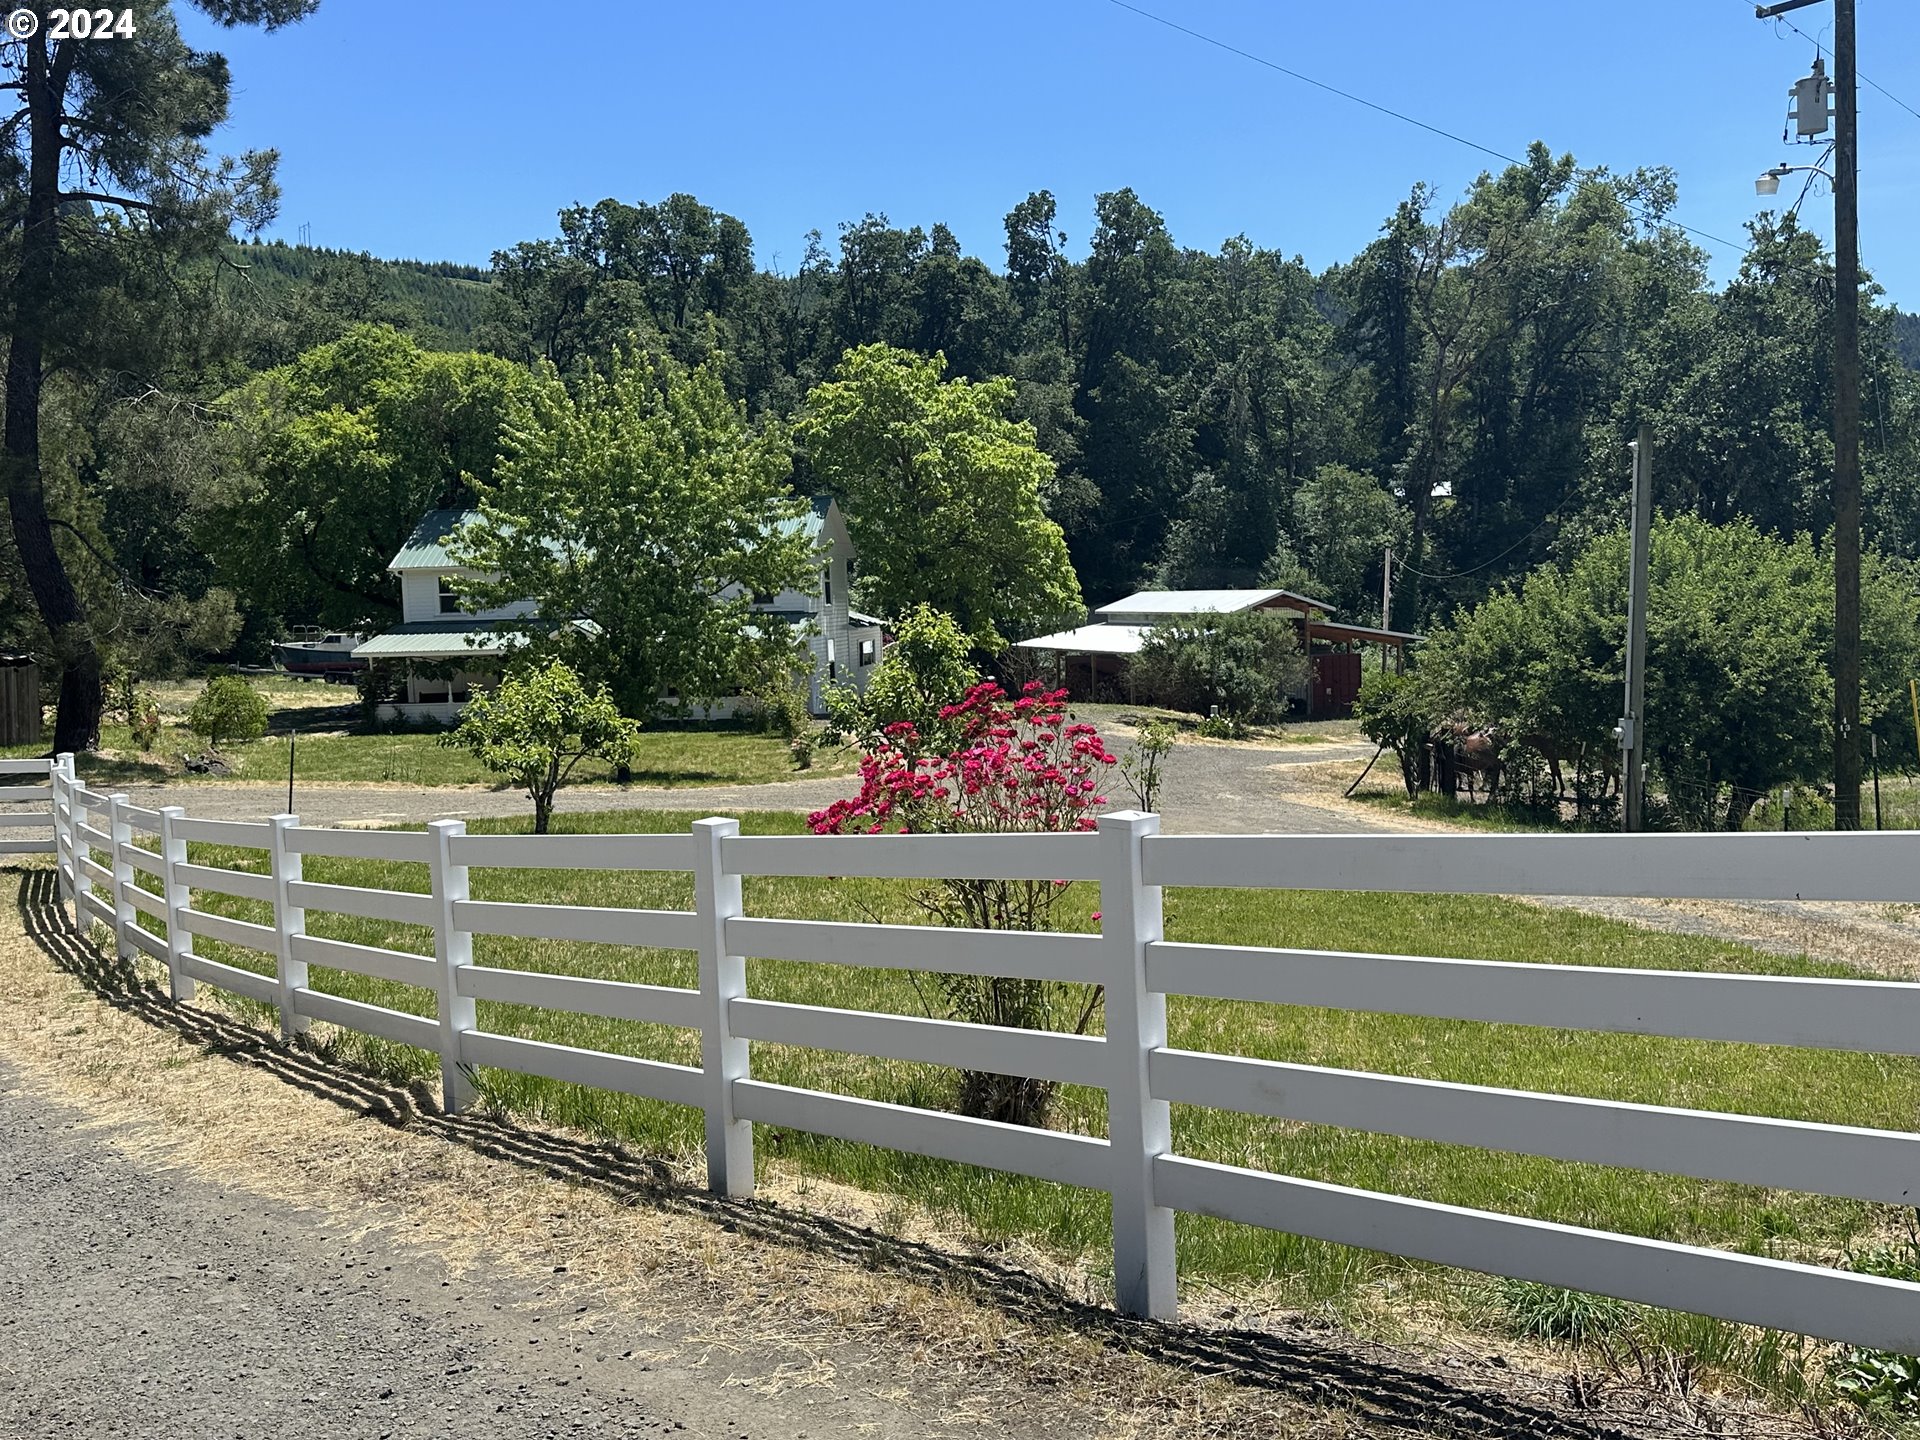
left=0, top=859, right=1834, bottom=1440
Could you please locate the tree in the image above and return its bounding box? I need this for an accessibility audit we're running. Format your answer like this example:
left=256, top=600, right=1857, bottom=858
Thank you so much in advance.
left=3, top=0, right=318, bottom=754
left=204, top=325, right=529, bottom=629
left=1287, top=465, right=1407, bottom=620
left=1132, top=612, right=1309, bottom=723
left=1416, top=515, right=1920, bottom=829
left=824, top=603, right=979, bottom=754
left=440, top=661, right=638, bottom=834
left=453, top=345, right=813, bottom=718
left=187, top=674, right=268, bottom=750
left=798, top=345, right=1082, bottom=651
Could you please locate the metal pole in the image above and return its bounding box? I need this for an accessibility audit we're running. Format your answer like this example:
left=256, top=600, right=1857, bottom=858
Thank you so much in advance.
left=1871, top=730, right=1882, bottom=829
left=1832, top=0, right=1862, bottom=829
left=1621, top=425, right=1653, bottom=832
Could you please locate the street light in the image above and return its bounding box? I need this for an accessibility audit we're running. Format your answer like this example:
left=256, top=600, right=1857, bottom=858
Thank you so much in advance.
left=1754, top=161, right=1834, bottom=197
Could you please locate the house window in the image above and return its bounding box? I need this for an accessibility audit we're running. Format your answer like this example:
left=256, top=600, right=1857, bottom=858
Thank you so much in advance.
left=822, top=564, right=832, bottom=606
left=751, top=589, right=773, bottom=605
left=827, top=638, right=836, bottom=681
left=438, top=577, right=461, bottom=615
left=858, top=638, right=876, bottom=667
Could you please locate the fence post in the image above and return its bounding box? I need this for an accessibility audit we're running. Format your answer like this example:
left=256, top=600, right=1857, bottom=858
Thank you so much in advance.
left=157, top=805, right=196, bottom=1002
left=106, top=792, right=135, bottom=962
left=427, top=819, right=477, bottom=1114
left=67, top=760, right=96, bottom=934
left=267, top=814, right=309, bottom=1041
left=1099, top=809, right=1177, bottom=1320
left=692, top=816, right=753, bottom=1199
left=51, top=753, right=74, bottom=923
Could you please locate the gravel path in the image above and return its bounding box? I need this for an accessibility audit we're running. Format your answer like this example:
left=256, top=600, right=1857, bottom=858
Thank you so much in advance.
left=0, top=1063, right=1082, bottom=1440
left=106, top=740, right=1396, bottom=837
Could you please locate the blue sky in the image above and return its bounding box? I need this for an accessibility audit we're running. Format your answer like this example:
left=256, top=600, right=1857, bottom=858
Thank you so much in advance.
left=181, top=0, right=1920, bottom=306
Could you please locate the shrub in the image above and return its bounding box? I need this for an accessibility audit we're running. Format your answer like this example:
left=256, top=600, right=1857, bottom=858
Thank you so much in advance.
left=743, top=655, right=813, bottom=740
left=1119, top=719, right=1176, bottom=812
left=809, top=680, right=1117, bottom=1127
left=1132, top=611, right=1307, bottom=723
left=355, top=661, right=408, bottom=725
left=1353, top=668, right=1439, bottom=798
left=129, top=689, right=162, bottom=752
left=187, top=675, right=268, bottom=750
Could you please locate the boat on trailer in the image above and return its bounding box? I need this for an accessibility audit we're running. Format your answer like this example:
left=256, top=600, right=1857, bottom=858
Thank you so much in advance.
left=273, top=627, right=368, bottom=680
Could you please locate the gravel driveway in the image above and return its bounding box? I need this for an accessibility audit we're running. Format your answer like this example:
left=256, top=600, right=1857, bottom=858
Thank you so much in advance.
left=106, top=740, right=1396, bottom=836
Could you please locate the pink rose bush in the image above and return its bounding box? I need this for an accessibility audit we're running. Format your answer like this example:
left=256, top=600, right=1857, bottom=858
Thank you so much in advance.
left=808, top=680, right=1116, bottom=838
left=808, top=680, right=1119, bottom=1128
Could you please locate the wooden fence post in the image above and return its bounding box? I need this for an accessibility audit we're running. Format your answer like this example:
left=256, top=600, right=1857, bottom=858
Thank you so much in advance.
left=51, top=754, right=74, bottom=923
left=267, top=814, right=308, bottom=1041
left=1100, top=809, right=1177, bottom=1319
left=693, top=816, right=753, bottom=1198
left=157, top=805, right=196, bottom=1002
left=106, top=792, right=135, bottom=962
left=428, top=818, right=477, bottom=1114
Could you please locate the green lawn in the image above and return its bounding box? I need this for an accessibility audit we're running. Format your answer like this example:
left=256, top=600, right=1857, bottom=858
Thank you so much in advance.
left=3, top=722, right=848, bottom=789
left=121, top=806, right=1914, bottom=1402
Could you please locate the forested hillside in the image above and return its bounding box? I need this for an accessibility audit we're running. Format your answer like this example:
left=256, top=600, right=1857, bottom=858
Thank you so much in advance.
left=227, top=240, right=492, bottom=350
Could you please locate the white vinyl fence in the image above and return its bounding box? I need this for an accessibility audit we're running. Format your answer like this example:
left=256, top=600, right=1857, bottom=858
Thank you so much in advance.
left=26, top=751, right=1920, bottom=1351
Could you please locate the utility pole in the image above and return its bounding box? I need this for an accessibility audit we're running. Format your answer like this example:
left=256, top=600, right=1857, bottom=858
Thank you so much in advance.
left=1831, top=0, right=1862, bottom=830
left=1757, top=0, right=1862, bottom=829
left=1380, top=546, right=1394, bottom=632
left=1619, top=425, right=1652, bottom=833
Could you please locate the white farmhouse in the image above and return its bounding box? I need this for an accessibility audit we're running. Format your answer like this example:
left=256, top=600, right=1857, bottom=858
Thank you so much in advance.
left=742, top=495, right=887, bottom=717
left=351, top=498, right=883, bottom=724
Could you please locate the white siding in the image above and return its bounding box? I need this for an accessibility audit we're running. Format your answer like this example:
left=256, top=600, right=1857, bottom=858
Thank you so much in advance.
left=398, top=568, right=536, bottom=625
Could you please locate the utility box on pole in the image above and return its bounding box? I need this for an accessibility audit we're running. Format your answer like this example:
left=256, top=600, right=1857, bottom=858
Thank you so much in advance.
left=1620, top=426, right=1652, bottom=832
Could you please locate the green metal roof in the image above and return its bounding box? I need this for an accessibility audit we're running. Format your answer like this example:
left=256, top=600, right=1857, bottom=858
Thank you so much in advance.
left=388, top=508, right=479, bottom=572
left=352, top=619, right=518, bottom=660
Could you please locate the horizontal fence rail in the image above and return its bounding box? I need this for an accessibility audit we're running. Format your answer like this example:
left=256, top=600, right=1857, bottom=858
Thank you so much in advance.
left=1145, top=830, right=1920, bottom=902
left=29, top=758, right=1920, bottom=1354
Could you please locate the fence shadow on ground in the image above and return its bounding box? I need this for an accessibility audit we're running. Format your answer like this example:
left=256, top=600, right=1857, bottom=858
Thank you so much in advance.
left=14, top=867, right=1659, bottom=1440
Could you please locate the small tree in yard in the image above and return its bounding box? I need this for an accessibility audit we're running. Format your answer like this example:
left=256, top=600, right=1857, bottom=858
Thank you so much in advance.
left=440, top=662, right=638, bottom=834
left=187, top=677, right=268, bottom=752
left=810, top=680, right=1117, bottom=1128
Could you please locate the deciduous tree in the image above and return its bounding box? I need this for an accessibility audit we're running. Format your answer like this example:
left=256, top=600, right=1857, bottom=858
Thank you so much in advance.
left=799, top=345, right=1082, bottom=651
left=454, top=345, right=812, bottom=717
left=440, top=661, right=637, bottom=834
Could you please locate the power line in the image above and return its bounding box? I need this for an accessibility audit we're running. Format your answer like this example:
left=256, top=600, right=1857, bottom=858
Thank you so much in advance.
left=1103, top=0, right=1521, bottom=171
left=1102, top=0, right=1766, bottom=264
